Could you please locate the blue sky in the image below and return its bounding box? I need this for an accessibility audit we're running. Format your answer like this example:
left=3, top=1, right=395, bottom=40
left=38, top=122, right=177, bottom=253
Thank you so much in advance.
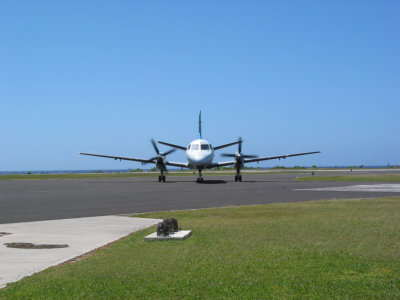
left=1, top=1, right=399, bottom=171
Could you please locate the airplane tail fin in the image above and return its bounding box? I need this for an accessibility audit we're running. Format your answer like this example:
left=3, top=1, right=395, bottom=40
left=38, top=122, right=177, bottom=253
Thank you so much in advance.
left=198, top=111, right=202, bottom=139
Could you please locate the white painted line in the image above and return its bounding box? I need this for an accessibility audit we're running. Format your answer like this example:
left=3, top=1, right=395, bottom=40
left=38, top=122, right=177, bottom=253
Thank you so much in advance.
left=296, top=184, right=400, bottom=193
left=0, top=215, right=160, bottom=289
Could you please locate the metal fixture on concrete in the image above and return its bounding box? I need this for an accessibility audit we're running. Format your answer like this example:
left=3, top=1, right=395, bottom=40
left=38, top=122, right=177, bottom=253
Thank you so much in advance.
left=146, top=218, right=191, bottom=241
left=157, top=218, right=179, bottom=236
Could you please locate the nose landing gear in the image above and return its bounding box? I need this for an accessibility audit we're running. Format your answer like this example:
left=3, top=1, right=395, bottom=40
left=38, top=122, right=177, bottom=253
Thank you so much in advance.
left=196, top=169, right=204, bottom=183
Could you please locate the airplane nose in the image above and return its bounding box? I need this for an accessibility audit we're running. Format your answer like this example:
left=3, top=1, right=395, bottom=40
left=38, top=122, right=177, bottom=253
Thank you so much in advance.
left=191, top=152, right=213, bottom=165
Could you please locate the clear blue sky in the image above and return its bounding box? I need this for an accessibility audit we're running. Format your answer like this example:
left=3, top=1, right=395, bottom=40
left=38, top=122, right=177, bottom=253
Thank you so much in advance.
left=1, top=1, right=399, bottom=171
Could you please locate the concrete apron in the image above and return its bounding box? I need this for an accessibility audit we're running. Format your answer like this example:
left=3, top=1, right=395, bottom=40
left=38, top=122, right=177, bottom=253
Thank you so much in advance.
left=0, top=216, right=160, bottom=289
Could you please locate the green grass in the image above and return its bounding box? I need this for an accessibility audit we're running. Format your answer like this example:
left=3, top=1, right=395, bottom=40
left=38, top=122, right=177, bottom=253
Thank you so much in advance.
left=298, top=174, right=400, bottom=182
left=0, top=172, right=232, bottom=180
left=1, top=197, right=400, bottom=299
left=0, top=172, right=161, bottom=180
left=0, top=170, right=308, bottom=180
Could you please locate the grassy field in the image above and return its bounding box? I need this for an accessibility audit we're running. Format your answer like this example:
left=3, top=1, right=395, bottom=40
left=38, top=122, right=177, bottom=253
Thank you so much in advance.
left=298, top=174, right=400, bottom=182
left=0, top=170, right=307, bottom=180
left=0, top=172, right=163, bottom=180
left=1, top=169, right=399, bottom=181
left=1, top=197, right=400, bottom=299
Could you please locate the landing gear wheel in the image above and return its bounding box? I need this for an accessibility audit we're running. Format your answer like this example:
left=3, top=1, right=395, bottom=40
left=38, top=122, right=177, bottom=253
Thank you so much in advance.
left=239, top=175, right=242, bottom=182
left=234, top=175, right=238, bottom=182
left=196, top=178, right=204, bottom=183
left=162, top=176, right=166, bottom=182
left=158, top=176, right=161, bottom=182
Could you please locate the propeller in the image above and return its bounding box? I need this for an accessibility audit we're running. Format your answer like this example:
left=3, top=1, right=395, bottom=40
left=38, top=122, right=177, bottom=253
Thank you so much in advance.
left=148, top=139, right=176, bottom=161
left=143, top=139, right=176, bottom=171
left=221, top=137, right=258, bottom=160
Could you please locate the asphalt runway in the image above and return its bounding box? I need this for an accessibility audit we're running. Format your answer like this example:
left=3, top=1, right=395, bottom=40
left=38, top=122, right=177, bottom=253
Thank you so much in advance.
left=1, top=172, right=400, bottom=224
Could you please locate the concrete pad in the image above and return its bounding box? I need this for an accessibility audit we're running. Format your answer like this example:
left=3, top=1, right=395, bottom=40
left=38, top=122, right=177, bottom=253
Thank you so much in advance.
left=296, top=184, right=400, bottom=193
left=0, top=215, right=160, bottom=289
left=144, top=230, right=192, bottom=241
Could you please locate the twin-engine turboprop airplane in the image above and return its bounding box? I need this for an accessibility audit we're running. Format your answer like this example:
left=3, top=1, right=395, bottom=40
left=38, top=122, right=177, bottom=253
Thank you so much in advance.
left=80, top=112, right=320, bottom=183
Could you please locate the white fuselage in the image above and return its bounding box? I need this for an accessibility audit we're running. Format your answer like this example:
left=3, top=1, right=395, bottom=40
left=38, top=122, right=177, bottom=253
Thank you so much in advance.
left=186, top=139, right=214, bottom=169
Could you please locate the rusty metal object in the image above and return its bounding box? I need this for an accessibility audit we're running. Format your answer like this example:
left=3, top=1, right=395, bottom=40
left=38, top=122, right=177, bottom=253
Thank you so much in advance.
left=156, top=218, right=179, bottom=236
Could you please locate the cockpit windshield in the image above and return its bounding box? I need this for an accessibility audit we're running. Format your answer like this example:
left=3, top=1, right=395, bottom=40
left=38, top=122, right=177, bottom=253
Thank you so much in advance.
left=192, top=144, right=199, bottom=150
left=201, top=144, right=210, bottom=150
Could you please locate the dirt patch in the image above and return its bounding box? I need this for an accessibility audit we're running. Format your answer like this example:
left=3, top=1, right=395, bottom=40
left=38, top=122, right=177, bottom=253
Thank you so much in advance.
left=0, top=232, right=11, bottom=238
left=4, top=242, right=69, bottom=249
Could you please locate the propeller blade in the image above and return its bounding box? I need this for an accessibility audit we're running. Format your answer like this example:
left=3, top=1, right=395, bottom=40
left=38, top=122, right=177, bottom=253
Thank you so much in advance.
left=242, top=155, right=258, bottom=158
left=238, top=137, right=243, bottom=153
left=161, top=148, right=176, bottom=157
left=151, top=139, right=160, bottom=155
left=142, top=158, right=156, bottom=165
left=221, top=153, right=236, bottom=157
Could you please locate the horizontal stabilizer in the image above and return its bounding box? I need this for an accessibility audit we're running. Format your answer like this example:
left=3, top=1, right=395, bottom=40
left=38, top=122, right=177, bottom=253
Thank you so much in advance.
left=157, top=141, right=186, bottom=151
left=214, top=140, right=242, bottom=151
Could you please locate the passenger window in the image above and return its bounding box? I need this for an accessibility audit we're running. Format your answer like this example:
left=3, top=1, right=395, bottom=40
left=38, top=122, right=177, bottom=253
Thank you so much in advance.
left=201, top=144, right=209, bottom=150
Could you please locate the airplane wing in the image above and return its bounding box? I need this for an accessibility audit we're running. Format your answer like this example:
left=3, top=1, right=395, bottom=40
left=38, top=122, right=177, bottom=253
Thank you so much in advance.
left=79, top=152, right=153, bottom=164
left=243, top=151, right=321, bottom=163
left=214, top=140, right=242, bottom=150
left=165, top=161, right=190, bottom=168
left=207, top=151, right=320, bottom=169
left=157, top=141, right=186, bottom=151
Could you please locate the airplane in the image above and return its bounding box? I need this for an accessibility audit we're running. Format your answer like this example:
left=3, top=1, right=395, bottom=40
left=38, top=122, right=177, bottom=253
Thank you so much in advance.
left=80, top=112, right=320, bottom=183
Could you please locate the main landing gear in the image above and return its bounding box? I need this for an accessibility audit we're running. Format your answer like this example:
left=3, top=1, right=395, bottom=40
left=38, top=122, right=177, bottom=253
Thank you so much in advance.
left=234, top=174, right=242, bottom=182
left=158, top=170, right=166, bottom=182
left=235, top=168, right=242, bottom=182
left=196, top=169, right=204, bottom=183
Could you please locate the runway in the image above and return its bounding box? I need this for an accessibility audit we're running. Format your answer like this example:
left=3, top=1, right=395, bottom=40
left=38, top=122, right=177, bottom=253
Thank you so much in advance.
left=1, top=172, right=400, bottom=224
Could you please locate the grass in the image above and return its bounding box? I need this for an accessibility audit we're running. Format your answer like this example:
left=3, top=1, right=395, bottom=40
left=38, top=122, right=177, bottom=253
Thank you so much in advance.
left=298, top=174, right=400, bottom=182
left=0, top=172, right=161, bottom=180
left=1, top=197, right=400, bottom=299
left=0, top=170, right=309, bottom=180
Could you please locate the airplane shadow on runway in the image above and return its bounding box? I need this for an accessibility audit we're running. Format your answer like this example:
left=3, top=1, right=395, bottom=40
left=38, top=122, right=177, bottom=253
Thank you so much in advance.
left=198, top=180, right=227, bottom=184
left=86, top=179, right=298, bottom=184
left=88, top=179, right=301, bottom=184
left=231, top=180, right=296, bottom=183
left=86, top=180, right=227, bottom=184
left=144, top=180, right=228, bottom=184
